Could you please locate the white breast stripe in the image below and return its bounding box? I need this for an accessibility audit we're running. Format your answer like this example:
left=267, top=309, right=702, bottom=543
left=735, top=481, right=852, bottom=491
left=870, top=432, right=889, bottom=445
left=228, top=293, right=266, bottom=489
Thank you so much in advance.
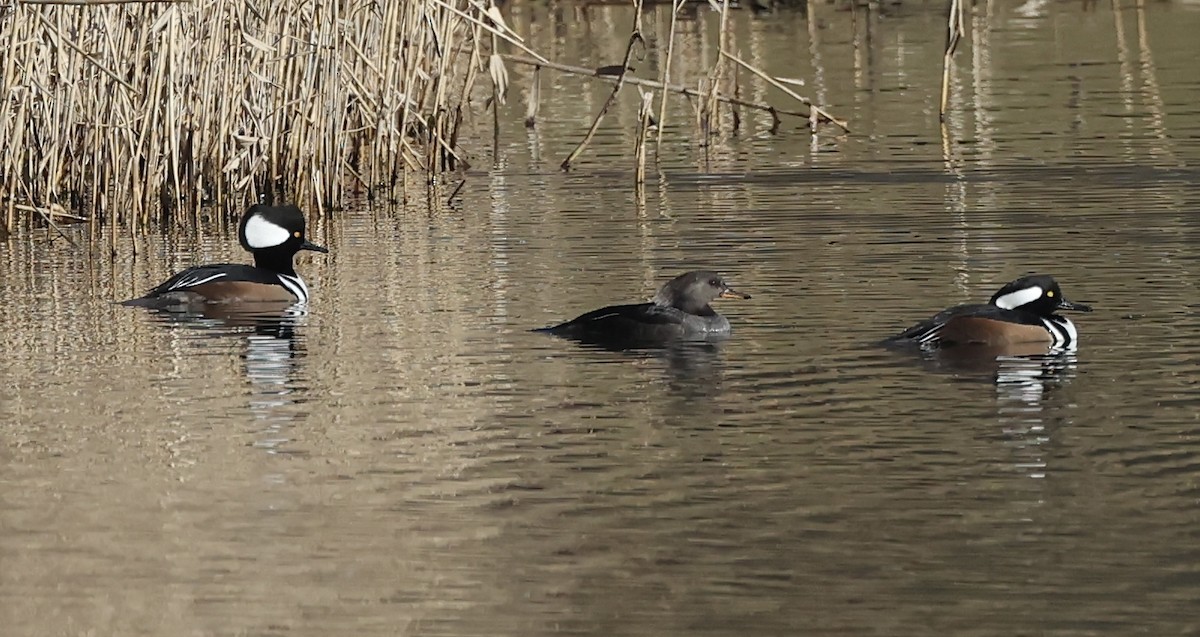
left=1040, top=317, right=1078, bottom=349
left=1060, top=317, right=1079, bottom=344
left=168, top=271, right=227, bottom=291
left=1040, top=319, right=1063, bottom=347
left=277, top=273, right=310, bottom=303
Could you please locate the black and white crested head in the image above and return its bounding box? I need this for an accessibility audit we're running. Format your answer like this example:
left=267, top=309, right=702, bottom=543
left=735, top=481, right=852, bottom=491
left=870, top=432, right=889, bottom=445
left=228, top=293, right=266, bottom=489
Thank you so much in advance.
left=236, top=204, right=328, bottom=276
left=238, top=204, right=328, bottom=256
left=240, top=204, right=302, bottom=251
left=652, top=270, right=751, bottom=315
left=988, top=274, right=1092, bottom=316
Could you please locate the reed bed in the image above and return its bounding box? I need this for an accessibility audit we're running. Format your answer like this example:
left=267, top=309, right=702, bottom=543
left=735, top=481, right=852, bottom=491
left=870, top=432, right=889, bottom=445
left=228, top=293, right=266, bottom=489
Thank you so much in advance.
left=0, top=0, right=838, bottom=236
left=0, top=0, right=529, bottom=233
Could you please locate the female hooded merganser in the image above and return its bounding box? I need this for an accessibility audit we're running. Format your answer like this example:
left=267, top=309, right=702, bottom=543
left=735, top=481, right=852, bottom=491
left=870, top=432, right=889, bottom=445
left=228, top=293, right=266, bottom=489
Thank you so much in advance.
left=123, top=204, right=328, bottom=308
left=535, top=270, right=751, bottom=345
left=884, top=274, right=1092, bottom=349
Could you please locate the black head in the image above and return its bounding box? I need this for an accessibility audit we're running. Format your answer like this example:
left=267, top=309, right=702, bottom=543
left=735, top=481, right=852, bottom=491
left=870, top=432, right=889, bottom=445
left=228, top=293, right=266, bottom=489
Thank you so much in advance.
left=652, top=270, right=751, bottom=314
left=238, top=204, right=328, bottom=256
left=988, top=274, right=1092, bottom=316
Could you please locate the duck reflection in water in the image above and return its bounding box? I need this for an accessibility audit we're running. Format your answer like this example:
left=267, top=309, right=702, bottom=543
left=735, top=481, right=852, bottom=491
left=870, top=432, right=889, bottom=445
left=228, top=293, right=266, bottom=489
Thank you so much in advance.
left=571, top=337, right=730, bottom=389
left=908, top=344, right=1082, bottom=401
left=534, top=270, right=751, bottom=350
left=137, top=300, right=307, bottom=339
left=136, top=302, right=311, bottom=451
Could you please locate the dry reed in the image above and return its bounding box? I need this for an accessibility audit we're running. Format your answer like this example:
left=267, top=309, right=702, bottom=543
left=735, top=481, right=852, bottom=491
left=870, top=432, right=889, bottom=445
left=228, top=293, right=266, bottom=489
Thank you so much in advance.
left=503, top=55, right=824, bottom=130
left=654, top=0, right=687, bottom=151
left=0, top=0, right=530, bottom=232
left=939, top=0, right=966, bottom=120
left=560, top=0, right=646, bottom=172
left=634, top=90, right=654, bottom=185
left=0, top=0, right=846, bottom=236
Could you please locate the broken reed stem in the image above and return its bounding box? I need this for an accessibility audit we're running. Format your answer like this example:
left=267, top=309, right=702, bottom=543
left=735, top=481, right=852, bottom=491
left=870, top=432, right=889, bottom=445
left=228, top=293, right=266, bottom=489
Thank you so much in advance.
left=505, top=54, right=814, bottom=127
left=12, top=204, right=81, bottom=246
left=525, top=66, right=541, bottom=128
left=939, top=0, right=965, bottom=120
left=701, top=0, right=732, bottom=136
left=634, top=91, right=654, bottom=185
left=654, top=0, right=687, bottom=151
left=489, top=6, right=508, bottom=164
left=559, top=24, right=646, bottom=171
left=430, top=0, right=550, bottom=66
left=720, top=50, right=851, bottom=133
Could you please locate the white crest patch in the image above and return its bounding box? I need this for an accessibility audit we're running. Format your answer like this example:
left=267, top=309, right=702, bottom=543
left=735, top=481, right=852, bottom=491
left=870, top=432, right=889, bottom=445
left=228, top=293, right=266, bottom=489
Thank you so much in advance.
left=994, top=285, right=1043, bottom=310
left=244, top=214, right=292, bottom=249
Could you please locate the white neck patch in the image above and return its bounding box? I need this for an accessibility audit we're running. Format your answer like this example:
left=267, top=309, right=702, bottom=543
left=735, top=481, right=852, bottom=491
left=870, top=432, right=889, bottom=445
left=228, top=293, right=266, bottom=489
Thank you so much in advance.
left=994, top=286, right=1043, bottom=310
left=244, top=214, right=292, bottom=249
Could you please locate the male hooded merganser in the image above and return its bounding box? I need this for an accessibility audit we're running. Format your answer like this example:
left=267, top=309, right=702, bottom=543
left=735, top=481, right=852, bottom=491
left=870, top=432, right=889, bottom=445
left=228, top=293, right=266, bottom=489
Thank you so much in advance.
left=123, top=204, right=328, bottom=308
left=535, top=270, right=751, bottom=345
left=884, top=274, right=1092, bottom=349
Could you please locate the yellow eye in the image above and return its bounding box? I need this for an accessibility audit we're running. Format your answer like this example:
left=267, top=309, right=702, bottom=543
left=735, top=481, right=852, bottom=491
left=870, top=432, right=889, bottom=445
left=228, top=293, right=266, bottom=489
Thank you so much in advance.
left=1046, top=290, right=1055, bottom=297
left=293, top=231, right=301, bottom=238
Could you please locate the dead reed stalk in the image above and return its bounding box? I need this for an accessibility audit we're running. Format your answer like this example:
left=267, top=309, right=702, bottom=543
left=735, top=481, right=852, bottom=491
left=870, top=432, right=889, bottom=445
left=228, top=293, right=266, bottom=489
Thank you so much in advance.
left=940, top=0, right=966, bottom=120
left=721, top=51, right=850, bottom=133
left=503, top=55, right=814, bottom=129
left=700, top=0, right=733, bottom=137
left=634, top=91, right=655, bottom=185
left=559, top=0, right=646, bottom=172
left=654, top=0, right=687, bottom=151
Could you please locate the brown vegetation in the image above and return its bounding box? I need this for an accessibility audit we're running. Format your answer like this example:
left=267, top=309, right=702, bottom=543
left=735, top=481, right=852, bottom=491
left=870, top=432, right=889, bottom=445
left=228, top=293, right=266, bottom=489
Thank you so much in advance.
left=0, top=0, right=838, bottom=235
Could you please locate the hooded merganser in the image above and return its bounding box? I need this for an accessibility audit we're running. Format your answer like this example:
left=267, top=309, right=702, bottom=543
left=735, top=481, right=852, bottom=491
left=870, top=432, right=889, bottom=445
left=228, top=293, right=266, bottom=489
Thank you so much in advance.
left=534, top=270, right=751, bottom=345
left=122, top=204, right=328, bottom=309
left=884, top=274, right=1092, bottom=349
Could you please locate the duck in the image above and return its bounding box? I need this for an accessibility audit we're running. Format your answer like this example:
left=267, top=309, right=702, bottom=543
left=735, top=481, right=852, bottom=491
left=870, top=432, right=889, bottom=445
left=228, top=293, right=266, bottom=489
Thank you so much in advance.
left=535, top=270, right=750, bottom=346
left=884, top=274, right=1092, bottom=349
left=123, top=204, right=327, bottom=309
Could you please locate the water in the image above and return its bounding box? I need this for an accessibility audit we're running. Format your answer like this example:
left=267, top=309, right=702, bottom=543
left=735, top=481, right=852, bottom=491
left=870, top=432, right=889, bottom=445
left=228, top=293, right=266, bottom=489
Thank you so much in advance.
left=3, top=1, right=1200, bottom=635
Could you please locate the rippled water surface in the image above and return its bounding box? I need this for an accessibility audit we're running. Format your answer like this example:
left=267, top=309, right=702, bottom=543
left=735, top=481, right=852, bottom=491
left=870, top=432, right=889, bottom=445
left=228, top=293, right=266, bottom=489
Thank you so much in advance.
left=3, top=2, right=1200, bottom=635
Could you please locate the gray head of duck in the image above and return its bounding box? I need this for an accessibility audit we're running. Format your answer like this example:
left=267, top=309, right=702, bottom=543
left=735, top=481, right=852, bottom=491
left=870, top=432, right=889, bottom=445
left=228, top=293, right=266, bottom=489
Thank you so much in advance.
left=988, top=274, right=1092, bottom=316
left=652, top=270, right=751, bottom=315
